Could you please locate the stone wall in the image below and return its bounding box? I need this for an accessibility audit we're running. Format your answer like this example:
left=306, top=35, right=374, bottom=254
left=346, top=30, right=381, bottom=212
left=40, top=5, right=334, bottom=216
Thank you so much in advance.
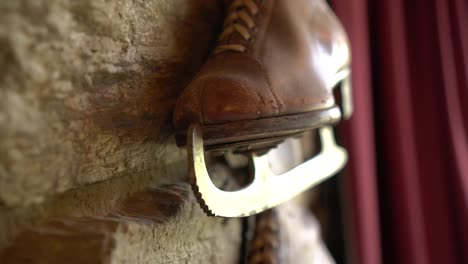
left=0, top=1, right=243, bottom=263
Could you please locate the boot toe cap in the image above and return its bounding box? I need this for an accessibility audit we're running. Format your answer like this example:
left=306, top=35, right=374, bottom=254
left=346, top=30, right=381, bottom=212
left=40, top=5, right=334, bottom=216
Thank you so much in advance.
left=202, top=78, right=262, bottom=125
left=173, top=77, right=263, bottom=131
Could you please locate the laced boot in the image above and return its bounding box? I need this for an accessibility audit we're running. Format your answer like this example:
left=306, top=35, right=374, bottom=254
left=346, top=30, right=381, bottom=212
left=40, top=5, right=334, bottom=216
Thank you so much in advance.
left=174, top=0, right=351, bottom=152
left=173, top=0, right=352, bottom=217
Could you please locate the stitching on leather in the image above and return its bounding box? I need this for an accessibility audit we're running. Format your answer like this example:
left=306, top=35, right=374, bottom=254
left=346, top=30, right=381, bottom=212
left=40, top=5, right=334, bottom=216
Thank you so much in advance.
left=253, top=0, right=282, bottom=115
left=239, top=82, right=262, bottom=118
left=254, top=58, right=281, bottom=116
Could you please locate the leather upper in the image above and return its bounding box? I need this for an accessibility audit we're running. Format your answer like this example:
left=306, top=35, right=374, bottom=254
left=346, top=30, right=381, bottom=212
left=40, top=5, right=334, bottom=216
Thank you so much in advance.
left=173, top=0, right=350, bottom=131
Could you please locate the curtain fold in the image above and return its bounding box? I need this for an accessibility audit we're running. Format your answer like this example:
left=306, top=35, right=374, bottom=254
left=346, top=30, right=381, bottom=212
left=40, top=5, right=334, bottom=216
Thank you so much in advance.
left=332, top=0, right=382, bottom=263
left=332, top=0, right=468, bottom=263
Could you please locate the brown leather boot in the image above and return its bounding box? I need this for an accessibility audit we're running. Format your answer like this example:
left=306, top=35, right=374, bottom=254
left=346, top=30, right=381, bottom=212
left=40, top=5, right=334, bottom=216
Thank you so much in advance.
left=174, top=0, right=350, bottom=152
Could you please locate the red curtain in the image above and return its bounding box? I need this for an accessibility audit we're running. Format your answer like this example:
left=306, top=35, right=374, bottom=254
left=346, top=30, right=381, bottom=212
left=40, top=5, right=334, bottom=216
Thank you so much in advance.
left=332, top=0, right=468, bottom=263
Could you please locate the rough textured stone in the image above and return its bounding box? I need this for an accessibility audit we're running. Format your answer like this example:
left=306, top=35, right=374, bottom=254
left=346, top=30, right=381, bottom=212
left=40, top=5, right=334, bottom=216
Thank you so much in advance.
left=0, top=184, right=241, bottom=264
left=0, top=0, right=244, bottom=261
left=111, top=184, right=241, bottom=264
left=1, top=218, right=119, bottom=264
left=0, top=164, right=163, bottom=247
left=0, top=0, right=222, bottom=207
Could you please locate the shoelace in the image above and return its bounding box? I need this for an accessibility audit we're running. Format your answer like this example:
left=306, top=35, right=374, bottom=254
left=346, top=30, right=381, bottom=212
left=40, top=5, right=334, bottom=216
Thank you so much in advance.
left=214, top=0, right=259, bottom=54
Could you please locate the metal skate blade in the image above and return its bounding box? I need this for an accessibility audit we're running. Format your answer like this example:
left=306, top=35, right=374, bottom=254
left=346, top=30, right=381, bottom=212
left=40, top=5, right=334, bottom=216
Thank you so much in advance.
left=187, top=124, right=348, bottom=217
left=332, top=68, right=353, bottom=120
